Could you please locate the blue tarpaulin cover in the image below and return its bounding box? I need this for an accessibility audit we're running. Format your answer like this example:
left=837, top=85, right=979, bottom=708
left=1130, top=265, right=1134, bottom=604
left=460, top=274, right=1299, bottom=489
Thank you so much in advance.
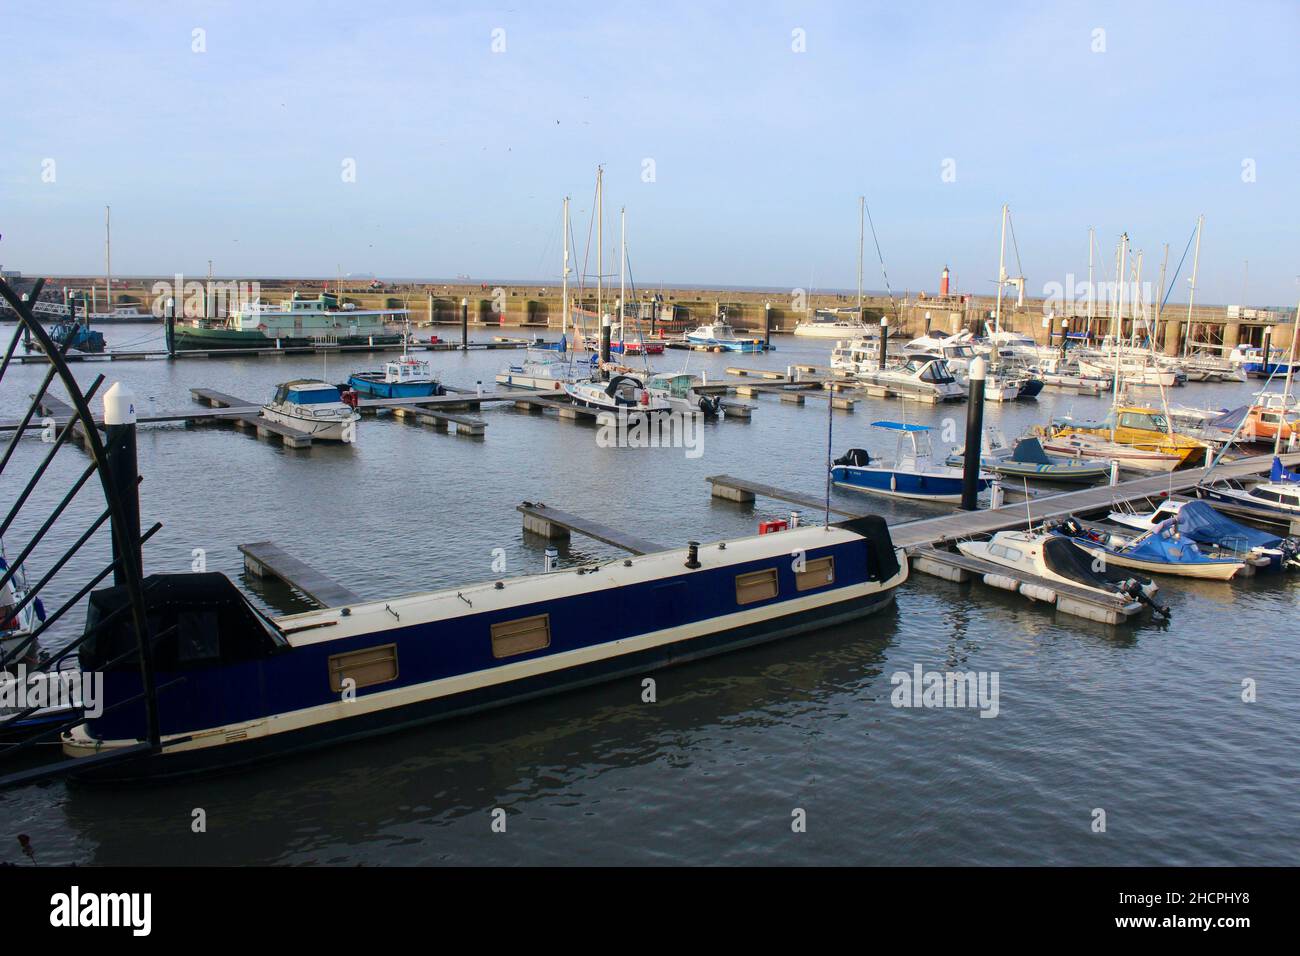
left=1175, top=500, right=1282, bottom=549
left=1270, top=457, right=1300, bottom=483
left=1125, top=520, right=1212, bottom=563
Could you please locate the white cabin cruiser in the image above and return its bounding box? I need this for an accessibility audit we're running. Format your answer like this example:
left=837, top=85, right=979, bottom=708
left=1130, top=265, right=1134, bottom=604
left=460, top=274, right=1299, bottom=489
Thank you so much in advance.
left=563, top=374, right=672, bottom=416
left=830, top=338, right=882, bottom=375
left=497, top=350, right=597, bottom=391
left=261, top=381, right=360, bottom=441
left=645, top=372, right=722, bottom=416
left=957, top=529, right=1165, bottom=615
left=855, top=353, right=966, bottom=402
left=795, top=309, right=873, bottom=339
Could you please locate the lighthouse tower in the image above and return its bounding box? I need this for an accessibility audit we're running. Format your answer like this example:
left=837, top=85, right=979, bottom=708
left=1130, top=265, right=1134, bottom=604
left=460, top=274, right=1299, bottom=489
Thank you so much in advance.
left=940, top=265, right=951, bottom=297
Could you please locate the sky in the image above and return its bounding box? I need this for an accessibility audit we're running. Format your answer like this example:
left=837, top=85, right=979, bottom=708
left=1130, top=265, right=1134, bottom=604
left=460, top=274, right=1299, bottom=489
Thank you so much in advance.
left=1, top=0, right=1297, bottom=305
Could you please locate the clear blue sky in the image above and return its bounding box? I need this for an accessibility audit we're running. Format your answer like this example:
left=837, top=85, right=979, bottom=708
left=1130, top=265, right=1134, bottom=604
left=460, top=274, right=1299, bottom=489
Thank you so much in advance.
left=2, top=0, right=1297, bottom=305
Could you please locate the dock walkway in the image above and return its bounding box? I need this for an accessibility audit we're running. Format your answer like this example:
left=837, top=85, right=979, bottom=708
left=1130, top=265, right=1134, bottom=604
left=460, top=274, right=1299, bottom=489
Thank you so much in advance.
left=239, top=541, right=361, bottom=608
left=518, top=502, right=668, bottom=554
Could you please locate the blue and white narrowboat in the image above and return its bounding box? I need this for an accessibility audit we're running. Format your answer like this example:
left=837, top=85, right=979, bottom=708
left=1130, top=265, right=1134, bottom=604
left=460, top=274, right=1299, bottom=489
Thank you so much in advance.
left=61, top=518, right=907, bottom=779
left=832, top=421, right=993, bottom=502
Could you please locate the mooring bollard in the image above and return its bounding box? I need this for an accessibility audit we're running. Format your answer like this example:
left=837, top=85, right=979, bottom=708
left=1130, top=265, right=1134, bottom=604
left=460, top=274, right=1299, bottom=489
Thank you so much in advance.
left=879, top=316, right=889, bottom=369
left=960, top=357, right=986, bottom=511
left=600, top=314, right=612, bottom=367
left=790, top=510, right=801, bottom=528
left=1110, top=460, right=1120, bottom=486
left=460, top=298, right=469, bottom=351
left=103, top=382, right=142, bottom=587
left=990, top=477, right=1004, bottom=509
left=764, top=301, right=771, bottom=351
left=476, top=380, right=483, bottom=397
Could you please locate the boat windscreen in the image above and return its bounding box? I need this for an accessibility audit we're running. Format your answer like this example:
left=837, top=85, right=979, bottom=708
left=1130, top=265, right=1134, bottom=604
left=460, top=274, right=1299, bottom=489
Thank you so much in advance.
left=287, top=388, right=341, bottom=404
left=1011, top=438, right=1053, bottom=464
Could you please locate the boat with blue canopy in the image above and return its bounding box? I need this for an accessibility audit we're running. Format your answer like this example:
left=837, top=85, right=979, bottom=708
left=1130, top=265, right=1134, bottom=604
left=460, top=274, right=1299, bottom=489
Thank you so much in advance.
left=832, top=421, right=992, bottom=502
left=1052, top=516, right=1246, bottom=580
left=1108, top=499, right=1298, bottom=570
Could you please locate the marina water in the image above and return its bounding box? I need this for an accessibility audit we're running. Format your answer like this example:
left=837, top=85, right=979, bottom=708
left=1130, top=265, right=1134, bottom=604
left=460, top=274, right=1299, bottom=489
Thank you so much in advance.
left=1, top=325, right=1296, bottom=865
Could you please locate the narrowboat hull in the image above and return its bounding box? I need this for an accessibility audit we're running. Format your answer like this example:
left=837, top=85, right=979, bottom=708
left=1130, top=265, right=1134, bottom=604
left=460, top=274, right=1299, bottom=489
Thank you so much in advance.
left=62, top=522, right=907, bottom=781
left=174, top=326, right=403, bottom=350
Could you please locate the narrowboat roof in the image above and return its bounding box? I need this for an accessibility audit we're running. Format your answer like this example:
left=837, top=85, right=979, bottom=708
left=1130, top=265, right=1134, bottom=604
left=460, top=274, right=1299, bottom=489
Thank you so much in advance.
left=273, top=523, right=893, bottom=649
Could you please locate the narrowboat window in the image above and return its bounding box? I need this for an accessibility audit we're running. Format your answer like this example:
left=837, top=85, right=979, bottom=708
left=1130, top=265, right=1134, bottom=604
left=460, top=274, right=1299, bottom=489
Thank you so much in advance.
left=795, top=556, right=835, bottom=592
left=328, top=643, right=398, bottom=692
left=735, top=568, right=779, bottom=605
left=491, top=614, right=551, bottom=659
left=177, top=610, right=220, bottom=663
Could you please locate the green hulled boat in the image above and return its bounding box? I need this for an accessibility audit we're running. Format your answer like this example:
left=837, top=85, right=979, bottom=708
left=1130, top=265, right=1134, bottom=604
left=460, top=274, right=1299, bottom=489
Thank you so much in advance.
left=172, top=291, right=406, bottom=351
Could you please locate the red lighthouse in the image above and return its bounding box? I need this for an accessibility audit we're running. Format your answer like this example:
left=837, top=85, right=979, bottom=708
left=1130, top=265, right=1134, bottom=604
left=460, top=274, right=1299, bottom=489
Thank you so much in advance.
left=940, top=265, right=950, bottom=297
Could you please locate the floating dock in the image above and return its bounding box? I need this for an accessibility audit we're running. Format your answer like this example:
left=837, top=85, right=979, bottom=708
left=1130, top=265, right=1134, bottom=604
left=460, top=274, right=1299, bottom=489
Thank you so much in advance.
left=239, top=541, right=361, bottom=607
left=518, top=502, right=668, bottom=554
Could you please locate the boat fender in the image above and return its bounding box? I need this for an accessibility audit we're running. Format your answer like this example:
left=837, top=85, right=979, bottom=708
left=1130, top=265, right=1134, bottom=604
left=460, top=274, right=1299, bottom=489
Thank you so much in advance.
left=1019, top=583, right=1056, bottom=603
left=982, top=573, right=1020, bottom=593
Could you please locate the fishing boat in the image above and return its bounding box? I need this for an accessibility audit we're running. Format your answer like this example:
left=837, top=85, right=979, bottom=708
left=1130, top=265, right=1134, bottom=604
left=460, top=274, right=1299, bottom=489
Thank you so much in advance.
left=348, top=326, right=443, bottom=398
left=946, top=435, right=1110, bottom=484
left=59, top=518, right=908, bottom=779
left=1038, top=405, right=1210, bottom=469
left=1107, top=499, right=1297, bottom=570
left=1052, top=517, right=1246, bottom=580
left=854, top=354, right=966, bottom=402
left=48, top=318, right=106, bottom=354
left=832, top=421, right=991, bottom=501
left=562, top=374, right=672, bottom=416
left=956, top=529, right=1165, bottom=614
left=645, top=372, right=722, bottom=416
left=261, top=380, right=360, bottom=441
left=685, top=318, right=764, bottom=352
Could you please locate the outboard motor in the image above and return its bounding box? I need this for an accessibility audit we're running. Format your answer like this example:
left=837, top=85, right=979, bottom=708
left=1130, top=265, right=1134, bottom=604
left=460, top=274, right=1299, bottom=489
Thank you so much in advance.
left=834, top=448, right=871, bottom=468
left=1060, top=517, right=1083, bottom=537
left=698, top=395, right=722, bottom=417
left=340, top=389, right=360, bottom=408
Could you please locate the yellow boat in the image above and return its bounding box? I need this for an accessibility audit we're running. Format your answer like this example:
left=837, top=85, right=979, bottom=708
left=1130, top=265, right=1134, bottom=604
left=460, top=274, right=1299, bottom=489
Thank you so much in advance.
left=1040, top=405, right=1211, bottom=468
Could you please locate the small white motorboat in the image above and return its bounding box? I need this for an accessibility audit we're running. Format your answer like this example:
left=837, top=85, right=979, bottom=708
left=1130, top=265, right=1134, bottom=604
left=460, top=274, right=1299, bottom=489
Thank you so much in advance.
left=562, top=374, right=672, bottom=416
left=261, top=380, right=360, bottom=441
left=832, top=421, right=991, bottom=501
left=645, top=372, right=722, bottom=416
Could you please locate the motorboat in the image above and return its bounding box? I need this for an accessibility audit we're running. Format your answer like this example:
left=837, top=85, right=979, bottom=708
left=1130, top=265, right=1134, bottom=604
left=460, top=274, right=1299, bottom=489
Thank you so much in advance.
left=348, top=355, right=443, bottom=399
left=1052, top=517, right=1246, bottom=580
left=645, top=372, right=722, bottom=417
left=1038, top=405, right=1211, bottom=469
left=830, top=338, right=882, bottom=375
left=562, top=374, right=672, bottom=416
left=946, top=435, right=1110, bottom=484
left=956, top=529, right=1165, bottom=615
left=685, top=318, right=764, bottom=352
left=854, top=353, right=966, bottom=402
left=1107, top=499, right=1297, bottom=570
left=832, top=421, right=991, bottom=501
left=497, top=350, right=597, bottom=391
left=1, top=553, right=45, bottom=668
left=261, top=381, right=360, bottom=441
left=1196, top=458, right=1300, bottom=522
left=1036, top=431, right=1184, bottom=473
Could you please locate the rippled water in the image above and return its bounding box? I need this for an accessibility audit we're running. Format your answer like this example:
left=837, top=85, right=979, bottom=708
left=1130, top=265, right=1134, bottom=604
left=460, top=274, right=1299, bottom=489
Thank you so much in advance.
left=1, top=324, right=1296, bottom=865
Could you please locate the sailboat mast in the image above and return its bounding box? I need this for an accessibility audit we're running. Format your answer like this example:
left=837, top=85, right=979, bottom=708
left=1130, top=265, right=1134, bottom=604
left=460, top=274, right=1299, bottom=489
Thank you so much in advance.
left=1087, top=226, right=1095, bottom=338
left=1183, top=214, right=1203, bottom=359
left=104, top=205, right=112, bottom=313
left=994, top=203, right=1008, bottom=336
left=620, top=206, right=627, bottom=344
left=1112, top=234, right=1128, bottom=435
left=562, top=196, right=570, bottom=346
left=857, top=196, right=864, bottom=315
left=596, top=167, right=603, bottom=324
left=1133, top=249, right=1144, bottom=349
left=1275, top=294, right=1299, bottom=456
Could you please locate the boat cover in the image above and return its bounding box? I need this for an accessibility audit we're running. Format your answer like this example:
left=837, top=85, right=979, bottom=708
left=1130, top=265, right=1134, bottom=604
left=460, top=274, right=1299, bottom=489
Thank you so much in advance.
left=1011, top=438, right=1053, bottom=465
left=1042, top=536, right=1135, bottom=588
left=834, top=448, right=871, bottom=467
left=1173, top=500, right=1283, bottom=550
left=1119, top=521, right=1213, bottom=564
left=1270, top=457, right=1300, bottom=483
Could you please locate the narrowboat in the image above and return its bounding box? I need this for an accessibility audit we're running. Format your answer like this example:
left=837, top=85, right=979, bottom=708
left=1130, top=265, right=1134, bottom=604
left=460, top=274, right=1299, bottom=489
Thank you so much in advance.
left=61, top=518, right=907, bottom=780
